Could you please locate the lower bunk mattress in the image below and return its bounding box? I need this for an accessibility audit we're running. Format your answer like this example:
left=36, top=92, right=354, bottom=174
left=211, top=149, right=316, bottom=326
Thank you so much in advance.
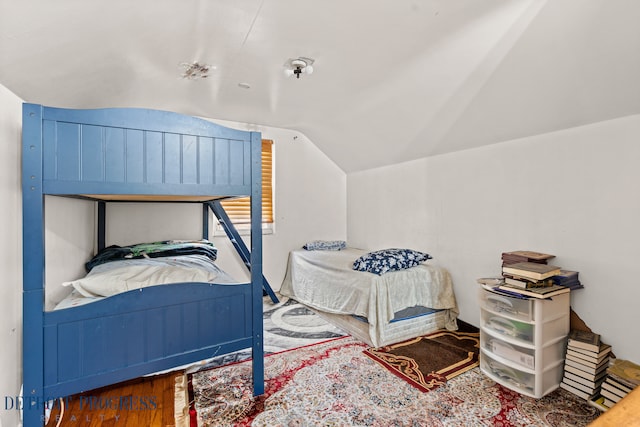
left=53, top=253, right=237, bottom=310
left=280, top=248, right=460, bottom=347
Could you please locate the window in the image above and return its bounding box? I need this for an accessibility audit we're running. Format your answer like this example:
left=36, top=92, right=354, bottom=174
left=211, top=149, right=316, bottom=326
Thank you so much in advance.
left=219, top=139, right=273, bottom=229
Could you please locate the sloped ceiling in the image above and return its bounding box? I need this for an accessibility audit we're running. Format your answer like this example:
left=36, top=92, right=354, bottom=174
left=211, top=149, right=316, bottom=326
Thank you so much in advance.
left=1, top=0, right=639, bottom=172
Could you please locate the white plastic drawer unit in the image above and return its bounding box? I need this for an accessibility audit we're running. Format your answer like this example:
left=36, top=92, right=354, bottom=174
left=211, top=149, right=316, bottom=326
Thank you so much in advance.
left=480, top=290, right=533, bottom=322
left=481, top=310, right=534, bottom=344
left=478, top=287, right=570, bottom=398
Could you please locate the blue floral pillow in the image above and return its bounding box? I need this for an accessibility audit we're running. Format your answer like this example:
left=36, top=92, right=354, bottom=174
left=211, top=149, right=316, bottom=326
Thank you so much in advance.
left=352, top=248, right=432, bottom=275
left=303, top=240, right=347, bottom=251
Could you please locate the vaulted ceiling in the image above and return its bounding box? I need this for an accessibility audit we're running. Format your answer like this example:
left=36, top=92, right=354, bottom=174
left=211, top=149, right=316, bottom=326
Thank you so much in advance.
left=1, top=0, right=639, bottom=172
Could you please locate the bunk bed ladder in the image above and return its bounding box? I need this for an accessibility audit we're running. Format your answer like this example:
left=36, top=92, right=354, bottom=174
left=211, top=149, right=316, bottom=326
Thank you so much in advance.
left=208, top=200, right=279, bottom=304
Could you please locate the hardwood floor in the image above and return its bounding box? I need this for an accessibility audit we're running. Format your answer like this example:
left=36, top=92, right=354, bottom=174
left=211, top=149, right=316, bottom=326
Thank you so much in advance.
left=45, top=372, right=181, bottom=427
left=588, top=386, right=640, bottom=427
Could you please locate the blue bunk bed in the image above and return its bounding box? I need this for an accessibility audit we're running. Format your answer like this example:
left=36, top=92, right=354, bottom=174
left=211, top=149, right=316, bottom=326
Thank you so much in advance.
left=21, top=104, right=265, bottom=426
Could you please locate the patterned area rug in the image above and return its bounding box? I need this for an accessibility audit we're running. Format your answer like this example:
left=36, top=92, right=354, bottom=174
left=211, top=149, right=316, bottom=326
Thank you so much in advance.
left=174, top=295, right=346, bottom=426
left=363, top=328, right=480, bottom=392
left=186, top=335, right=601, bottom=427
left=187, top=295, right=346, bottom=371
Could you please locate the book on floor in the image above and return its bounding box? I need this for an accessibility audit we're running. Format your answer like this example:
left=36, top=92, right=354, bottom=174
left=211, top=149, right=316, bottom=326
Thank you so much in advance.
left=603, top=375, right=635, bottom=395
left=497, top=283, right=570, bottom=299
left=567, top=329, right=601, bottom=352
left=563, top=371, right=607, bottom=390
left=567, top=342, right=612, bottom=361
left=600, top=388, right=625, bottom=404
left=564, top=361, right=608, bottom=381
left=566, top=353, right=610, bottom=371
left=588, top=395, right=609, bottom=412
left=566, top=346, right=611, bottom=365
left=560, top=380, right=599, bottom=400
left=562, top=376, right=601, bottom=395
left=601, top=380, right=630, bottom=399
left=607, top=359, right=640, bottom=388
left=502, top=262, right=562, bottom=281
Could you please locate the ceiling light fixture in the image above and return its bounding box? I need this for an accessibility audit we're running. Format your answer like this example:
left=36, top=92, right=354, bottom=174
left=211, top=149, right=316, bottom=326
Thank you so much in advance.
left=284, top=57, right=314, bottom=79
left=179, top=61, right=214, bottom=79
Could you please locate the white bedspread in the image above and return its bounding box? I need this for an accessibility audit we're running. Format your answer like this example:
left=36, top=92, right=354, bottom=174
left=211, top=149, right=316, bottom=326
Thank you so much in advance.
left=280, top=248, right=459, bottom=330
left=53, top=255, right=238, bottom=310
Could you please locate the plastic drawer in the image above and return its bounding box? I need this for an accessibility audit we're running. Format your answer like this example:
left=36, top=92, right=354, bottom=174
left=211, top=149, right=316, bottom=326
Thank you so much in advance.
left=539, top=313, right=570, bottom=346
left=481, top=330, right=535, bottom=370
left=481, top=310, right=534, bottom=344
left=481, top=351, right=535, bottom=394
left=480, top=289, right=533, bottom=322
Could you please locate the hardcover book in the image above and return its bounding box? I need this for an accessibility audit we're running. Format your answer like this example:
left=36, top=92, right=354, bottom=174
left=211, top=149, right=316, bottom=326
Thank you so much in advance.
left=564, top=362, right=608, bottom=382
left=563, top=371, right=607, bottom=390
left=498, top=283, right=570, bottom=299
left=607, top=359, right=640, bottom=387
left=567, top=330, right=601, bottom=352
left=562, top=376, right=599, bottom=395
left=566, top=353, right=609, bottom=370
left=600, top=388, right=624, bottom=404
left=503, top=275, right=554, bottom=289
left=503, top=276, right=531, bottom=289
left=604, top=375, right=635, bottom=395
left=601, top=380, right=630, bottom=399
left=552, top=270, right=580, bottom=285
left=568, top=342, right=612, bottom=360
left=501, top=250, right=555, bottom=265
left=588, top=395, right=609, bottom=412
left=560, top=380, right=599, bottom=400
left=502, top=262, right=562, bottom=281
left=566, top=347, right=611, bottom=365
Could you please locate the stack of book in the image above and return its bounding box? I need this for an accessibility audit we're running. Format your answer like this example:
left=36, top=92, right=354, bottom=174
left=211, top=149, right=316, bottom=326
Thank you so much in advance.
left=499, top=261, right=570, bottom=299
left=560, top=330, right=611, bottom=400
left=599, top=359, right=640, bottom=408
left=478, top=250, right=582, bottom=300
left=502, top=261, right=561, bottom=287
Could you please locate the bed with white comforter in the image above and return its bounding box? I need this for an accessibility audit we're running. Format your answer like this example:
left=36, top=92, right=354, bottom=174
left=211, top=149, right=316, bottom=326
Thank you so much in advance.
left=280, top=248, right=460, bottom=347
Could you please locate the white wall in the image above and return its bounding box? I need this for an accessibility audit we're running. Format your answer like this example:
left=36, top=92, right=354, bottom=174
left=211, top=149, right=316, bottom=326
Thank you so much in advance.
left=104, top=121, right=347, bottom=290
left=0, top=85, right=23, bottom=427
left=44, top=197, right=95, bottom=309
left=348, top=114, right=640, bottom=363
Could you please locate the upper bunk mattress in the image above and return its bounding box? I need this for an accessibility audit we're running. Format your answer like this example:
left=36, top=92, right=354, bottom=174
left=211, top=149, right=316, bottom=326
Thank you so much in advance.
left=280, top=248, right=459, bottom=330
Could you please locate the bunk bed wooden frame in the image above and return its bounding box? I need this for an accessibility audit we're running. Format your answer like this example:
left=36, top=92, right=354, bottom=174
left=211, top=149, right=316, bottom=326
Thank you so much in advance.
left=21, top=104, right=264, bottom=426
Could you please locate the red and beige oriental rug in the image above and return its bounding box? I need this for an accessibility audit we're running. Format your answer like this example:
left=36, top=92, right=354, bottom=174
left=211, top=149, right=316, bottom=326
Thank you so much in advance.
left=177, top=335, right=600, bottom=427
